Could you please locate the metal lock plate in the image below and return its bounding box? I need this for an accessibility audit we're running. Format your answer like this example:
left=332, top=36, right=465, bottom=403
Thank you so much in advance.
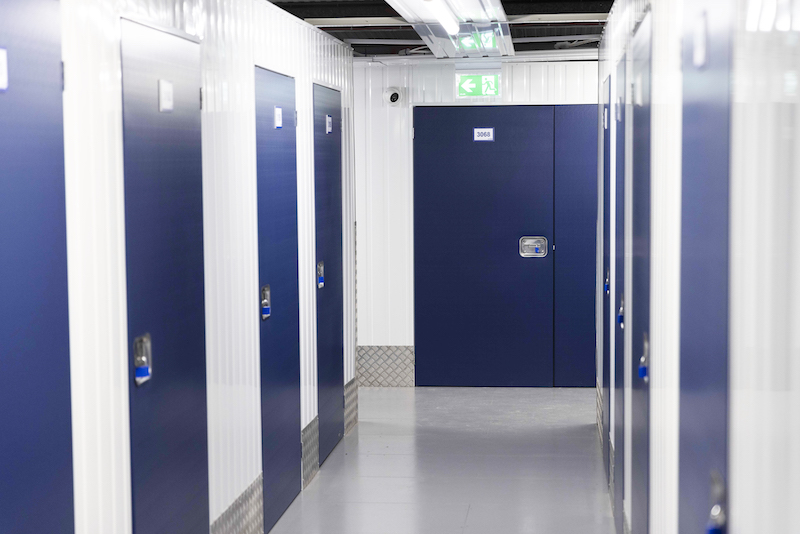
left=133, top=333, right=152, bottom=386
left=519, top=236, right=548, bottom=258
left=639, top=332, right=649, bottom=382
left=261, top=284, right=271, bottom=320
left=317, top=261, right=325, bottom=289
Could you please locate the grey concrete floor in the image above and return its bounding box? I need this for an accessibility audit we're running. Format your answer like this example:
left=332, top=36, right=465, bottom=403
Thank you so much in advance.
left=271, top=387, right=615, bottom=534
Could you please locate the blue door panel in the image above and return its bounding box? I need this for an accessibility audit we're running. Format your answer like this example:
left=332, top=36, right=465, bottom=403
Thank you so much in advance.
left=414, top=106, right=555, bottom=387
left=613, top=56, right=626, bottom=534
left=121, top=21, right=209, bottom=534
left=631, top=13, right=653, bottom=534
left=680, top=1, right=732, bottom=531
left=602, top=78, right=612, bottom=481
left=554, top=105, right=598, bottom=387
left=255, top=67, right=302, bottom=531
left=0, top=1, right=74, bottom=532
left=314, top=84, right=344, bottom=465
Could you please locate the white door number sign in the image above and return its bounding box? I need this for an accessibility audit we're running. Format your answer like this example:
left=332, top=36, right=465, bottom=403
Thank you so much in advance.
left=473, top=127, right=494, bottom=142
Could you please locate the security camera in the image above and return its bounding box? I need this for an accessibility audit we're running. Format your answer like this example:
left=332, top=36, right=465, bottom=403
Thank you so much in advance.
left=383, top=87, right=404, bottom=106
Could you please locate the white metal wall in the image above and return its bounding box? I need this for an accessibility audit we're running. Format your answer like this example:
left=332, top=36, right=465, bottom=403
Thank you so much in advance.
left=647, top=1, right=682, bottom=533
left=61, top=0, right=355, bottom=530
left=354, top=56, right=598, bottom=347
left=729, top=0, right=800, bottom=531
left=599, top=0, right=681, bottom=532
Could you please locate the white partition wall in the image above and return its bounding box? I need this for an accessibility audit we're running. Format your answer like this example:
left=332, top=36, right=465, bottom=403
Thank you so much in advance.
left=61, top=0, right=355, bottom=530
left=729, top=0, right=800, bottom=531
left=354, top=55, right=599, bottom=348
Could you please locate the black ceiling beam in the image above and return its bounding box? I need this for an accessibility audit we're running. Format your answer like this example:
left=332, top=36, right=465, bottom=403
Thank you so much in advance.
left=501, top=1, right=612, bottom=15
left=273, top=1, right=400, bottom=19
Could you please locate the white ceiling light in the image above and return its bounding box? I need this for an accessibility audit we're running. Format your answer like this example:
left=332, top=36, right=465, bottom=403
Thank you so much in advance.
left=386, top=0, right=507, bottom=28
left=424, top=0, right=460, bottom=35
left=385, top=0, right=513, bottom=58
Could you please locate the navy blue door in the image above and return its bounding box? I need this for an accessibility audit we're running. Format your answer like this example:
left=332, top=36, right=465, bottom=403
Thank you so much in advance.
left=613, top=56, right=626, bottom=534
left=415, top=106, right=555, bottom=387
left=631, top=13, right=652, bottom=534
left=680, top=1, right=732, bottom=531
left=121, top=20, right=208, bottom=534
left=255, top=67, right=302, bottom=531
left=0, top=1, right=74, bottom=532
left=314, top=84, right=344, bottom=465
left=602, top=77, right=612, bottom=481
left=554, top=105, right=598, bottom=387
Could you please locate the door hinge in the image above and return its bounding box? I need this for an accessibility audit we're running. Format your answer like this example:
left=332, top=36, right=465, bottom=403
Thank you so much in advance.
left=61, top=61, right=65, bottom=92
left=200, top=87, right=203, bottom=110
left=412, top=127, right=415, bottom=139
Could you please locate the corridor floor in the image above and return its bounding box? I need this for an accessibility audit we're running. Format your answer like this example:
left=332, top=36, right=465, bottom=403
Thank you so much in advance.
left=271, top=387, right=615, bottom=534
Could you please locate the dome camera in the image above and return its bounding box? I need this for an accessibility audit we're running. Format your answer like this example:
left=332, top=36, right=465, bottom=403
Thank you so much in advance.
left=383, top=87, right=404, bottom=106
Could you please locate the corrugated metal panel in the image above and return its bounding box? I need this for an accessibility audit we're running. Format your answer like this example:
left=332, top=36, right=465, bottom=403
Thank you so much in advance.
left=354, top=58, right=598, bottom=348
left=729, top=5, right=800, bottom=532
left=62, top=0, right=355, bottom=529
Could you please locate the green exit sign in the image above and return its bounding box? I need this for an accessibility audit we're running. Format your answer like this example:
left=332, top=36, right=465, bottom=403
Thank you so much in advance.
left=457, top=73, right=500, bottom=98
left=458, top=32, right=496, bottom=50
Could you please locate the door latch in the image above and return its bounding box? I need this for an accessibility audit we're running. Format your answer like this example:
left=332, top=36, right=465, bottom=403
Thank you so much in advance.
left=617, top=293, right=624, bottom=329
left=605, top=270, right=610, bottom=294
left=317, top=261, right=325, bottom=289
left=638, top=332, right=649, bottom=382
left=133, top=333, right=152, bottom=386
left=519, top=236, right=548, bottom=257
left=261, top=284, right=271, bottom=320
left=706, top=470, right=727, bottom=534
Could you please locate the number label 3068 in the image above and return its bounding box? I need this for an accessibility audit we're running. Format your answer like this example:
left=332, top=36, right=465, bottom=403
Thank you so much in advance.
left=473, top=128, right=494, bottom=142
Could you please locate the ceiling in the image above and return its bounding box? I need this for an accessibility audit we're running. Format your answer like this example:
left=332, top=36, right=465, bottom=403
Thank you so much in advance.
left=272, top=0, right=610, bottom=56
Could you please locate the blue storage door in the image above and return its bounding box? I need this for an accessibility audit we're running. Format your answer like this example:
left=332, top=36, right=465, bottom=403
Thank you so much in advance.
left=602, top=77, right=612, bottom=481
left=314, top=84, right=345, bottom=465
left=0, top=1, right=74, bottom=532
left=680, top=0, right=732, bottom=531
left=120, top=20, right=209, bottom=534
left=414, top=105, right=555, bottom=387
left=554, top=105, right=598, bottom=387
left=631, top=13, right=653, bottom=534
left=255, top=67, right=302, bottom=531
left=613, top=55, right=626, bottom=534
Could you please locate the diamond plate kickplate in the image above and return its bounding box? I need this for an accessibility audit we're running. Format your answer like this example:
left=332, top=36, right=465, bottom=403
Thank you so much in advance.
left=356, top=346, right=415, bottom=387
left=344, top=378, right=358, bottom=434
left=301, top=416, right=319, bottom=488
left=210, top=473, right=264, bottom=534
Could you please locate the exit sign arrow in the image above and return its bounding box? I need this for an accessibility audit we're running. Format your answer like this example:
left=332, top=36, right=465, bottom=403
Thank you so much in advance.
left=460, top=78, right=476, bottom=93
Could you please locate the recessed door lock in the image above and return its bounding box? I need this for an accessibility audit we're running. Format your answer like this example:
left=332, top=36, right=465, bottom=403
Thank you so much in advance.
left=639, top=332, right=649, bottom=383
left=706, top=470, right=727, bottom=534
left=617, top=293, right=624, bottom=329
left=317, top=261, right=325, bottom=289
left=605, top=270, right=610, bottom=294
left=133, top=333, right=152, bottom=386
left=261, top=284, right=271, bottom=320
left=519, top=236, right=548, bottom=257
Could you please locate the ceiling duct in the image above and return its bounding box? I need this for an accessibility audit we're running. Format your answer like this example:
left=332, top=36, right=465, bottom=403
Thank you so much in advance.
left=384, top=0, right=515, bottom=58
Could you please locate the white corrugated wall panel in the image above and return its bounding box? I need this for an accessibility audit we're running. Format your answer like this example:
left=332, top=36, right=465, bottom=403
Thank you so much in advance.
left=647, top=1, right=683, bottom=533
left=354, top=58, right=598, bottom=348
left=729, top=1, right=800, bottom=531
left=62, top=0, right=355, bottom=529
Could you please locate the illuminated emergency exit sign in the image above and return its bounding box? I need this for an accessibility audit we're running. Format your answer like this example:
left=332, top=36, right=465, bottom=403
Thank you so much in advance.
left=457, top=73, right=500, bottom=98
